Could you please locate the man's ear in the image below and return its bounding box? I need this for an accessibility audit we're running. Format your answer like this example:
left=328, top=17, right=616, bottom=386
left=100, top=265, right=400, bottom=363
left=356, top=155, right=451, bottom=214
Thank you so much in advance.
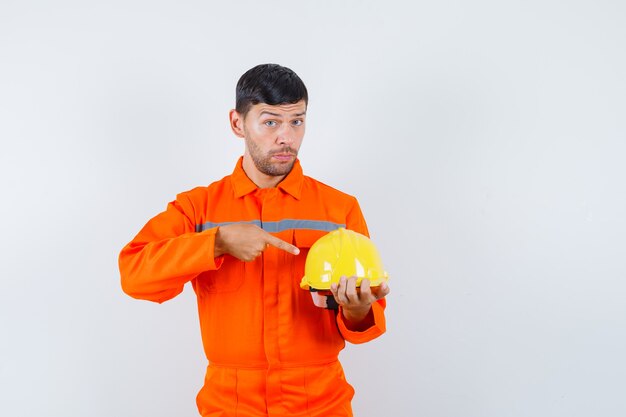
left=229, top=109, right=245, bottom=138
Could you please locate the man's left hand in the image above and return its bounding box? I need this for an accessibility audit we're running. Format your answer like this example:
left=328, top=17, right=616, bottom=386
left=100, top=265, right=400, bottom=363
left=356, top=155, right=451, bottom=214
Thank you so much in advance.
left=330, top=276, right=390, bottom=325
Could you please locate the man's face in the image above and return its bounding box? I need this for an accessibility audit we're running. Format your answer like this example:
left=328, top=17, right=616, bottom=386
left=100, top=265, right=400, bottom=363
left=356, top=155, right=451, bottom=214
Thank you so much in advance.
left=238, top=100, right=307, bottom=177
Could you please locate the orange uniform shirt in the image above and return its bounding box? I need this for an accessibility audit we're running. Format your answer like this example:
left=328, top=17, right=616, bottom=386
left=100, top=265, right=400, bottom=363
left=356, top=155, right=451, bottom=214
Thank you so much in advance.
left=119, top=158, right=386, bottom=417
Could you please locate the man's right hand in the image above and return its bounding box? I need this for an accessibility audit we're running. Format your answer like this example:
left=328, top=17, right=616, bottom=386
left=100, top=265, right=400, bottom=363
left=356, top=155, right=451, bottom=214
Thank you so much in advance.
left=214, top=223, right=300, bottom=261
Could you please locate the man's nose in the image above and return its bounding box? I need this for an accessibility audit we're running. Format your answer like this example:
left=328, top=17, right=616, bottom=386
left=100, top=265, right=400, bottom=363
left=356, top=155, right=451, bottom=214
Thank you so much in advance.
left=276, top=123, right=294, bottom=145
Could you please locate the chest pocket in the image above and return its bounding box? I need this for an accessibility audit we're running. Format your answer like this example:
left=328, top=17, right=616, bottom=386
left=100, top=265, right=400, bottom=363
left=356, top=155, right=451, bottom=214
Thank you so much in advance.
left=292, top=229, right=328, bottom=282
left=196, top=255, right=245, bottom=294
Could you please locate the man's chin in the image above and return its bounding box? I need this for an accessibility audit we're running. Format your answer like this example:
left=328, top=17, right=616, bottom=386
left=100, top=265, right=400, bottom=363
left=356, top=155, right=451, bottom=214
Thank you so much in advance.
left=265, top=161, right=295, bottom=177
left=251, top=153, right=296, bottom=177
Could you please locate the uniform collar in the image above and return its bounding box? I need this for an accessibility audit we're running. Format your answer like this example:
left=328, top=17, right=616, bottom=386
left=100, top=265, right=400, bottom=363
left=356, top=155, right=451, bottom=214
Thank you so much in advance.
left=231, top=156, right=304, bottom=200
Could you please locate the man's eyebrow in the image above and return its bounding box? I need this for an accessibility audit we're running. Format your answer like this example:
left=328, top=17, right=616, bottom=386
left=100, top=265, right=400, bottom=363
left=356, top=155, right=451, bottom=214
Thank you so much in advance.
left=259, top=111, right=281, bottom=117
left=259, top=111, right=307, bottom=117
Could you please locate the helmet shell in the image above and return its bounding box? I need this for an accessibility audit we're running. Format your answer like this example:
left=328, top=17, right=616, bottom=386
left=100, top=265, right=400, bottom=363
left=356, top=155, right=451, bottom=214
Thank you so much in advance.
left=300, top=228, right=388, bottom=291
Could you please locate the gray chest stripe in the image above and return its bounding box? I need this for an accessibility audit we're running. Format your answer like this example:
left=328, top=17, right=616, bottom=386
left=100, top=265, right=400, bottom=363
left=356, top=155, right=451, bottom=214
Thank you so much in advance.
left=195, top=219, right=344, bottom=233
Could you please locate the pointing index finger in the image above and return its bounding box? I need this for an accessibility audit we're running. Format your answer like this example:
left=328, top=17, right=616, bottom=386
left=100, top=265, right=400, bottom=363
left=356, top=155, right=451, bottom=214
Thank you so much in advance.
left=265, top=234, right=300, bottom=255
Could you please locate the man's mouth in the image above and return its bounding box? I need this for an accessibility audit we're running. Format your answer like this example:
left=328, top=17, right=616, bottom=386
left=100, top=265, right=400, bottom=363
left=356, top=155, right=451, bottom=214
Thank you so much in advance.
left=272, top=153, right=295, bottom=161
left=270, top=148, right=297, bottom=161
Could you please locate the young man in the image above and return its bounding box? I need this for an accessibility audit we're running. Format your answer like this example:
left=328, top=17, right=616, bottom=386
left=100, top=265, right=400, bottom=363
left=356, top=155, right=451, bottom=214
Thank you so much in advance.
left=119, top=64, right=389, bottom=417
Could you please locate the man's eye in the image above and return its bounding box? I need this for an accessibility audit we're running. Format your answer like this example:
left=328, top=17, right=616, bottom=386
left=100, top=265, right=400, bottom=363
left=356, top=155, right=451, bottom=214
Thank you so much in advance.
left=292, top=120, right=303, bottom=126
left=265, top=121, right=277, bottom=127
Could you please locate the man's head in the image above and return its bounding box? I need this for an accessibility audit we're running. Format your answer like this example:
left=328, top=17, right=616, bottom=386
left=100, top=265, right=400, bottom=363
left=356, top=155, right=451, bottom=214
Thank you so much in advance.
left=230, top=64, right=309, bottom=188
left=235, top=64, right=308, bottom=119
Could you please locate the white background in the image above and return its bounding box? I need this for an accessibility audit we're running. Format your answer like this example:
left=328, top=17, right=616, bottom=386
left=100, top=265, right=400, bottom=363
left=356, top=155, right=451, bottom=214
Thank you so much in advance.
left=1, top=1, right=625, bottom=416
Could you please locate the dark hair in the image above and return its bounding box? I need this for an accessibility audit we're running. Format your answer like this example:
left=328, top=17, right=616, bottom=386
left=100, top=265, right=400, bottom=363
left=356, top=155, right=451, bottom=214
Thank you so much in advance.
left=236, top=64, right=308, bottom=117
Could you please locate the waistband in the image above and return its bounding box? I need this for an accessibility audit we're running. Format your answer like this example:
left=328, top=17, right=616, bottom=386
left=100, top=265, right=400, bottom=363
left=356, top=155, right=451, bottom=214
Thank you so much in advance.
left=207, top=358, right=340, bottom=370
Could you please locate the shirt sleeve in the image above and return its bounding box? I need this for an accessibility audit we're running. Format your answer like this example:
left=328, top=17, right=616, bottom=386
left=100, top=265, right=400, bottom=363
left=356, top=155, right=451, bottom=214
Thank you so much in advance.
left=337, top=299, right=387, bottom=344
left=337, top=197, right=388, bottom=344
left=119, top=195, right=223, bottom=303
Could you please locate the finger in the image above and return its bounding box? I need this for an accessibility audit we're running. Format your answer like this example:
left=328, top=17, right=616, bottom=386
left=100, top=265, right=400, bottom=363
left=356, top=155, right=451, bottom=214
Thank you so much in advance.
left=335, top=276, right=349, bottom=305
left=265, top=234, right=300, bottom=255
left=330, top=283, right=339, bottom=298
left=359, top=278, right=373, bottom=300
left=345, top=276, right=359, bottom=304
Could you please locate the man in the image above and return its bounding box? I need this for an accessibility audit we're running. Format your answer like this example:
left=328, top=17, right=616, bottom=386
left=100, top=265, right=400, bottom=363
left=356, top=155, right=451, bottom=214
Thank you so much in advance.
left=119, top=64, right=389, bottom=417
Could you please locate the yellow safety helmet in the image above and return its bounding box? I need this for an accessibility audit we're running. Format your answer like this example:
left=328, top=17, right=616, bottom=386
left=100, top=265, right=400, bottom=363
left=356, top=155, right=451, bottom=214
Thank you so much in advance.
left=300, top=228, right=389, bottom=291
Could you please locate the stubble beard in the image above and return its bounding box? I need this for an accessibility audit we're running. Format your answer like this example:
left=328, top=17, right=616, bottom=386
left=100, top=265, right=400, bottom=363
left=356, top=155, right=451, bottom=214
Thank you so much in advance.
left=246, top=137, right=298, bottom=177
